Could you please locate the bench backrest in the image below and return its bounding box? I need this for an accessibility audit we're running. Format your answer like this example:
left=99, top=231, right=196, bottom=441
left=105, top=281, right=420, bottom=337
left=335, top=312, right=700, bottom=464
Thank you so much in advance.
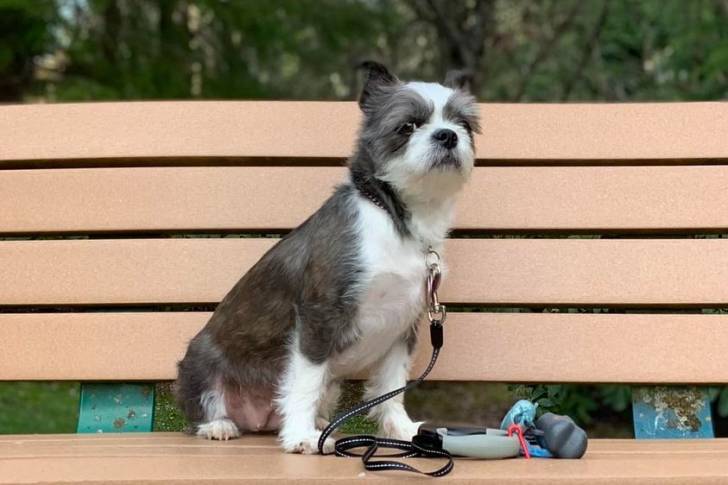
left=1, top=101, right=727, bottom=436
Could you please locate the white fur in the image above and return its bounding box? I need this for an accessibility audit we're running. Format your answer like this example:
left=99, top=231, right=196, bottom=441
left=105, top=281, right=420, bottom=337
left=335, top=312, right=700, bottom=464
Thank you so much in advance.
left=364, top=340, right=422, bottom=440
left=199, top=388, right=227, bottom=421
left=330, top=198, right=431, bottom=377
left=197, top=388, right=240, bottom=440
left=316, top=381, right=341, bottom=429
left=275, top=338, right=335, bottom=454
left=407, top=81, right=453, bottom=108
left=197, top=419, right=240, bottom=440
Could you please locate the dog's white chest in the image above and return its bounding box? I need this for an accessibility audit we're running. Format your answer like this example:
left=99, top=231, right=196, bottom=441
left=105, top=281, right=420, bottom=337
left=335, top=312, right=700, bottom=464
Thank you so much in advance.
left=331, top=200, right=432, bottom=376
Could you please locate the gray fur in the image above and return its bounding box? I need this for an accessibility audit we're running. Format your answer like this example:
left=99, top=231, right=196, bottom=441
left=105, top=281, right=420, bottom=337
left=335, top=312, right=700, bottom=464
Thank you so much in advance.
left=176, top=185, right=363, bottom=429
left=443, top=90, right=482, bottom=138
left=358, top=60, right=399, bottom=114
left=444, top=69, right=473, bottom=93
left=359, top=88, right=435, bottom=164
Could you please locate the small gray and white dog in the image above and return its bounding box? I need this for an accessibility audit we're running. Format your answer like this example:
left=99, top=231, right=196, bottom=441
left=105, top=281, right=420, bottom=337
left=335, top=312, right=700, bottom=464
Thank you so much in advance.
left=175, top=62, right=480, bottom=454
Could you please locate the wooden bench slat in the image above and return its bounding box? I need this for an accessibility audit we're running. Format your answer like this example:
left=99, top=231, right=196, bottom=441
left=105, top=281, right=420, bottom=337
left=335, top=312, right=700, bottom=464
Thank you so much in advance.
left=3, top=312, right=728, bottom=383
left=4, top=433, right=728, bottom=452
left=3, top=434, right=728, bottom=484
left=2, top=101, right=727, bottom=165
left=2, top=238, right=728, bottom=306
left=4, top=165, right=728, bottom=233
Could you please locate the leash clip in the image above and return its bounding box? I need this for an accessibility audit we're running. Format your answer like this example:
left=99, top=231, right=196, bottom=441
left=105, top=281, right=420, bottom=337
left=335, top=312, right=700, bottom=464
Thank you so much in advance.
left=426, top=248, right=446, bottom=325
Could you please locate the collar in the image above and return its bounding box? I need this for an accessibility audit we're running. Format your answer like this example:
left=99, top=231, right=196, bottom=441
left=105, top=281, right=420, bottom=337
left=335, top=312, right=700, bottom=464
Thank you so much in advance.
left=354, top=181, right=388, bottom=212
left=351, top=170, right=388, bottom=211
left=351, top=170, right=410, bottom=237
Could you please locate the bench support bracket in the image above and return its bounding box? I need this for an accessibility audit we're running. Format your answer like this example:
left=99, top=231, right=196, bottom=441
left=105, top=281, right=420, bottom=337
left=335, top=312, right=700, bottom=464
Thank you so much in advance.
left=77, top=383, right=155, bottom=433
left=632, top=386, right=713, bottom=439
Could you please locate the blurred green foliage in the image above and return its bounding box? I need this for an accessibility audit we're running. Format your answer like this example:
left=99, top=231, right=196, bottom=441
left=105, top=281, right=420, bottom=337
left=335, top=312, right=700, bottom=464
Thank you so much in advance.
left=1, top=0, right=725, bottom=102
left=0, top=0, right=57, bottom=101
left=511, top=384, right=632, bottom=426
left=0, top=382, right=79, bottom=434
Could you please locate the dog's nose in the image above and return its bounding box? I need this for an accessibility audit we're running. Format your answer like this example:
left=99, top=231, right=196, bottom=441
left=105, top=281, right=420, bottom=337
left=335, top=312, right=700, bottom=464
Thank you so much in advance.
left=432, top=129, right=458, bottom=149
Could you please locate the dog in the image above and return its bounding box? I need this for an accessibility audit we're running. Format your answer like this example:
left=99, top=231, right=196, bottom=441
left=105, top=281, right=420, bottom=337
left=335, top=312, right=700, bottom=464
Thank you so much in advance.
left=175, top=62, right=480, bottom=454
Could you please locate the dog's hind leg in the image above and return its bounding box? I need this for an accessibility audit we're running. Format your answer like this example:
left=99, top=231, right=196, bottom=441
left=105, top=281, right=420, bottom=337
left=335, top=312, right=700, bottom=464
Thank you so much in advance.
left=176, top=332, right=240, bottom=440
left=196, top=387, right=241, bottom=441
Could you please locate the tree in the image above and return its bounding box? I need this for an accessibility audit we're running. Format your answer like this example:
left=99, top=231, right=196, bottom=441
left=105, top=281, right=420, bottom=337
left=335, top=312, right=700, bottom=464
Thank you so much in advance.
left=0, top=0, right=57, bottom=102
left=3, top=0, right=727, bottom=102
left=404, top=0, right=495, bottom=94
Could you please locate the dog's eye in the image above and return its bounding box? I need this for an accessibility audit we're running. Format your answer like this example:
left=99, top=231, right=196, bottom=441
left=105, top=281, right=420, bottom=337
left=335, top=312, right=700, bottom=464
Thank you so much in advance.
left=459, top=120, right=472, bottom=133
left=397, top=121, right=417, bottom=136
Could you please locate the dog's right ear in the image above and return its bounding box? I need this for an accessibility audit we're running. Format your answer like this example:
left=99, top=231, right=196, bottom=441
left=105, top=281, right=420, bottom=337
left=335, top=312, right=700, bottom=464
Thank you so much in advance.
left=357, top=61, right=398, bottom=113
left=444, top=69, right=473, bottom=93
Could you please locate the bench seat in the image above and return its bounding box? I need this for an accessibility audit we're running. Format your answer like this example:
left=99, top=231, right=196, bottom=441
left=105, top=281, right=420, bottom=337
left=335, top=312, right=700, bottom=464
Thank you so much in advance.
left=3, top=434, right=728, bottom=484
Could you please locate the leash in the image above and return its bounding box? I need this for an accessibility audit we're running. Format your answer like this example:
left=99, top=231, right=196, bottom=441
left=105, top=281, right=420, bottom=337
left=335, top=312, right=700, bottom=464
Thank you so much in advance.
left=317, top=249, right=454, bottom=477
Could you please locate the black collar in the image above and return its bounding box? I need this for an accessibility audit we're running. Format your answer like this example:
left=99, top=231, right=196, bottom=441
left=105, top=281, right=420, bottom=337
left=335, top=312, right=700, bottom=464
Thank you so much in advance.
left=351, top=170, right=410, bottom=236
left=356, top=182, right=388, bottom=212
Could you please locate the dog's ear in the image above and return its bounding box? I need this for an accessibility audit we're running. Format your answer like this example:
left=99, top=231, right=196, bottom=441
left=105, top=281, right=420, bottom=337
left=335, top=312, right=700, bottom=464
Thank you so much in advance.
left=444, top=69, right=473, bottom=93
left=357, top=61, right=398, bottom=113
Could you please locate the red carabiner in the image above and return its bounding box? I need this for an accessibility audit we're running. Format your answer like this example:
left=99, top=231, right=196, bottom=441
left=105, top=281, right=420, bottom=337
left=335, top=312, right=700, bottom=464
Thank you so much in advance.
left=507, top=424, right=531, bottom=459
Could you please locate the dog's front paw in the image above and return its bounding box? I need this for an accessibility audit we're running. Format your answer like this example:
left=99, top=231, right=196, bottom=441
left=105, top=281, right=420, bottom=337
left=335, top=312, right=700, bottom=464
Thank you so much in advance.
left=280, top=431, right=335, bottom=455
left=382, top=418, right=423, bottom=441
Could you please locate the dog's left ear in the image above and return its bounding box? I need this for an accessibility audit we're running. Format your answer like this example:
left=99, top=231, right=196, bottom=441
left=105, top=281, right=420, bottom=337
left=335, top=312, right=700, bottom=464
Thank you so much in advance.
left=444, top=70, right=473, bottom=93
left=358, top=61, right=399, bottom=113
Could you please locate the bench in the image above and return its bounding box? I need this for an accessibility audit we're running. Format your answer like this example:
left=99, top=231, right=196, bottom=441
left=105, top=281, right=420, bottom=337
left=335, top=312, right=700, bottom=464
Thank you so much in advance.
left=1, top=100, right=728, bottom=483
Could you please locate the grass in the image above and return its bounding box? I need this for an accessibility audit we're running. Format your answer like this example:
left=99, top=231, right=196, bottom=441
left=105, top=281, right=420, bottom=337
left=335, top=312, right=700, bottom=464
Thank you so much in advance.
left=0, top=382, right=80, bottom=434
left=153, top=383, right=188, bottom=432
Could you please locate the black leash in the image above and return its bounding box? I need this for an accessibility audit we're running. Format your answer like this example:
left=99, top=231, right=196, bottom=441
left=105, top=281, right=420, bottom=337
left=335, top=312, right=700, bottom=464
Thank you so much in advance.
left=317, top=251, right=454, bottom=477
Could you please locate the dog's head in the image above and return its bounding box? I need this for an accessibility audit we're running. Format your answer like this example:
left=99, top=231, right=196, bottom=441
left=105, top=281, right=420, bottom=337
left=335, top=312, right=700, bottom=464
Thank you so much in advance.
left=353, top=62, right=480, bottom=203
